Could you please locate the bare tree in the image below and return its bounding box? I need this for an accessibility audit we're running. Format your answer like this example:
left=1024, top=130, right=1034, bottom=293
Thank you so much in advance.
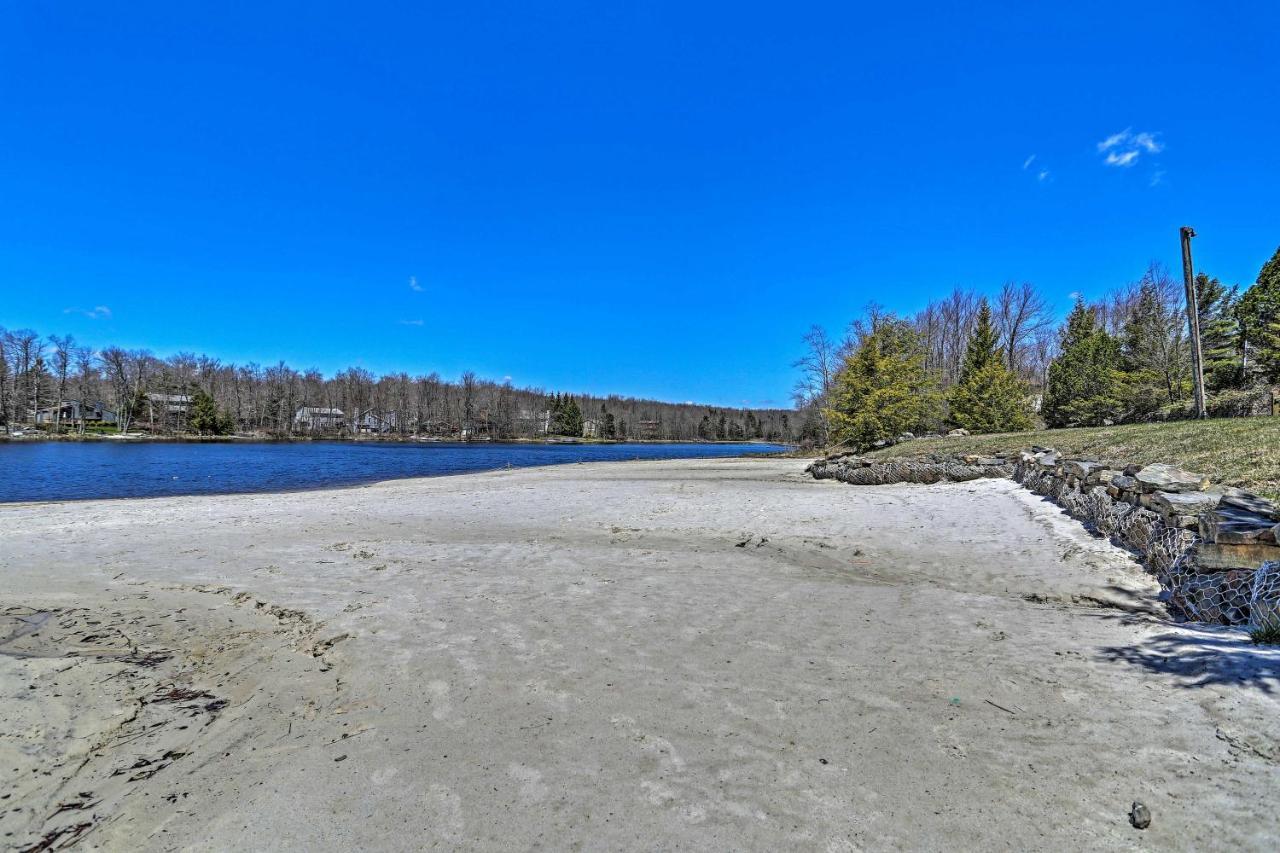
left=994, top=281, right=1052, bottom=375
left=49, top=334, right=75, bottom=433
left=791, top=325, right=839, bottom=444
left=99, top=347, right=153, bottom=433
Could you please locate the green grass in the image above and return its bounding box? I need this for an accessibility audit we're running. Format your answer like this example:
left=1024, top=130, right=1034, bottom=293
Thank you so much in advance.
left=1250, top=614, right=1280, bottom=645
left=864, top=417, right=1280, bottom=499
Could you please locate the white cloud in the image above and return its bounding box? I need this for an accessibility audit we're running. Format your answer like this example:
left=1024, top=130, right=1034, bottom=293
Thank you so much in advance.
left=63, top=305, right=112, bottom=319
left=1022, top=154, right=1036, bottom=170
left=408, top=275, right=423, bottom=292
left=1037, top=169, right=1050, bottom=182
left=398, top=319, right=424, bottom=326
left=1097, top=130, right=1130, bottom=152
left=1150, top=170, right=1167, bottom=187
left=1132, top=132, right=1162, bottom=153
left=1098, top=128, right=1163, bottom=167
left=1105, top=150, right=1139, bottom=167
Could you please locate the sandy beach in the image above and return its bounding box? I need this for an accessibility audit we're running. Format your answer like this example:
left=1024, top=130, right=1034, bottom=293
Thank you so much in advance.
left=3, top=457, right=1278, bottom=851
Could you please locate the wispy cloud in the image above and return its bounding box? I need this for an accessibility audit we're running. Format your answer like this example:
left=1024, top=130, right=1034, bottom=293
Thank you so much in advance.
left=63, top=305, right=112, bottom=320
left=408, top=275, right=423, bottom=292
left=1037, top=169, right=1050, bottom=182
left=398, top=319, right=424, bottom=326
left=1022, top=154, right=1037, bottom=170
left=1098, top=128, right=1163, bottom=167
left=1149, top=169, right=1167, bottom=188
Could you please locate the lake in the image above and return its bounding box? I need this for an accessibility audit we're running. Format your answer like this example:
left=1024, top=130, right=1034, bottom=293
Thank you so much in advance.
left=0, top=440, right=789, bottom=503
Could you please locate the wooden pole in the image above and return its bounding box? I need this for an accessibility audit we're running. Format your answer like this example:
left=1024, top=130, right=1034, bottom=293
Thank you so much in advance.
left=1180, top=226, right=1208, bottom=419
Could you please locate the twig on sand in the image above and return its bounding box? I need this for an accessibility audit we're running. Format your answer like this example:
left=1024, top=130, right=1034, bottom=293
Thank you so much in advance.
left=984, top=699, right=1018, bottom=715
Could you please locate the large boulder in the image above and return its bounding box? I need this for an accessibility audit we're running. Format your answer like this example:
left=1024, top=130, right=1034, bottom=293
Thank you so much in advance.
left=947, top=428, right=969, bottom=437
left=1034, top=451, right=1060, bottom=469
left=1199, top=505, right=1279, bottom=545
left=1217, top=490, right=1280, bottom=520
left=1062, top=459, right=1104, bottom=480
left=1150, top=491, right=1221, bottom=515
left=1134, top=463, right=1208, bottom=493
left=1189, top=541, right=1280, bottom=571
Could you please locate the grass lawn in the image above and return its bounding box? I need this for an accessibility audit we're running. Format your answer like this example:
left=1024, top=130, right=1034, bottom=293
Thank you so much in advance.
left=865, top=417, right=1280, bottom=499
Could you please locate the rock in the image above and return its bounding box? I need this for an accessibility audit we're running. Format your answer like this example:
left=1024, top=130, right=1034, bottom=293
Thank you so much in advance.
left=1134, top=463, right=1208, bottom=493
left=1110, top=474, right=1138, bottom=491
left=896, top=432, right=915, bottom=442
left=1034, top=451, right=1060, bottom=469
left=1129, top=802, right=1151, bottom=830
left=1189, top=541, right=1280, bottom=571
left=1217, top=490, right=1279, bottom=520
left=947, top=428, right=969, bottom=437
left=1150, top=490, right=1221, bottom=515
left=1062, top=460, right=1103, bottom=479
left=1199, top=505, right=1279, bottom=545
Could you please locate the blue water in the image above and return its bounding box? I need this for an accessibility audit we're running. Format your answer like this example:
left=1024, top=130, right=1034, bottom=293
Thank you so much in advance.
left=0, top=440, right=788, bottom=503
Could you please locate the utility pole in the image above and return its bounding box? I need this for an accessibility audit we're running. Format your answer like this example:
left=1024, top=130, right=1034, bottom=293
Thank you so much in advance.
left=1180, top=226, right=1208, bottom=419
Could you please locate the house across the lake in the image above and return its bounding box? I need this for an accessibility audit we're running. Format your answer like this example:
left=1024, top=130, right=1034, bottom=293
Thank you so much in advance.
left=146, top=393, right=193, bottom=418
left=33, top=400, right=119, bottom=427
left=293, top=406, right=346, bottom=432
left=355, top=410, right=400, bottom=434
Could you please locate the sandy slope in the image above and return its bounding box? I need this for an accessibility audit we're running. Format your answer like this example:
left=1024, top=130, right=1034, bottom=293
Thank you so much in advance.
left=2, top=458, right=1277, bottom=851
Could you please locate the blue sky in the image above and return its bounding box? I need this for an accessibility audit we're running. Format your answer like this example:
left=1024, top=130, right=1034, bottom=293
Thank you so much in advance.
left=2, top=2, right=1277, bottom=407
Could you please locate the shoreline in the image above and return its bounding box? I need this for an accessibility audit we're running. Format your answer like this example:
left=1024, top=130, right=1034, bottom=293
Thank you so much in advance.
left=3, top=458, right=1277, bottom=850
left=0, top=432, right=794, bottom=446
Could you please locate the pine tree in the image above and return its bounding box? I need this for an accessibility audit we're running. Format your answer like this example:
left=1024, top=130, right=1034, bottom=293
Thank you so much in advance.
left=189, top=388, right=231, bottom=435
left=948, top=303, right=1032, bottom=433
left=825, top=316, right=943, bottom=449
left=1239, top=246, right=1280, bottom=383
left=1042, top=300, right=1124, bottom=427
left=563, top=396, right=583, bottom=437
left=1195, top=272, right=1243, bottom=392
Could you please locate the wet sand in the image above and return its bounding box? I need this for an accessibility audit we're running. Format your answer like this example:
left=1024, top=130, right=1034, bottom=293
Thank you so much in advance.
left=2, top=458, right=1278, bottom=850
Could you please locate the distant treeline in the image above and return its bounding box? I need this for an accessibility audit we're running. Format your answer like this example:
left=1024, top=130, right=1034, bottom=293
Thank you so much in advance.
left=794, top=245, right=1280, bottom=449
left=0, top=334, right=798, bottom=442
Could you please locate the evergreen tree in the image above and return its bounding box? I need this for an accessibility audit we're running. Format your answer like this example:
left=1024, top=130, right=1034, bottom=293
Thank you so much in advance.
left=1042, top=300, right=1124, bottom=427
left=1195, top=272, right=1243, bottom=392
left=1119, top=281, right=1186, bottom=419
left=563, top=396, right=583, bottom=436
left=825, top=316, right=943, bottom=449
left=1239, top=246, right=1280, bottom=383
left=957, top=301, right=1001, bottom=382
left=189, top=388, right=232, bottom=435
left=948, top=302, right=1032, bottom=433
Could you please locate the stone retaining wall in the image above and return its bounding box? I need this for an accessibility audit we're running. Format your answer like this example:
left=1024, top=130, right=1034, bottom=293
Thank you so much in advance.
left=807, top=449, right=1280, bottom=627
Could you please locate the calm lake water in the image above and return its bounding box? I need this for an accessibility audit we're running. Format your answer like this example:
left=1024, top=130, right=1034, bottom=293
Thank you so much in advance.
left=0, top=440, right=788, bottom=503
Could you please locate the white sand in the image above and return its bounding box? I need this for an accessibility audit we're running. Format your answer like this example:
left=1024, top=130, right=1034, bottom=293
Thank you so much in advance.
left=2, top=458, right=1278, bottom=851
